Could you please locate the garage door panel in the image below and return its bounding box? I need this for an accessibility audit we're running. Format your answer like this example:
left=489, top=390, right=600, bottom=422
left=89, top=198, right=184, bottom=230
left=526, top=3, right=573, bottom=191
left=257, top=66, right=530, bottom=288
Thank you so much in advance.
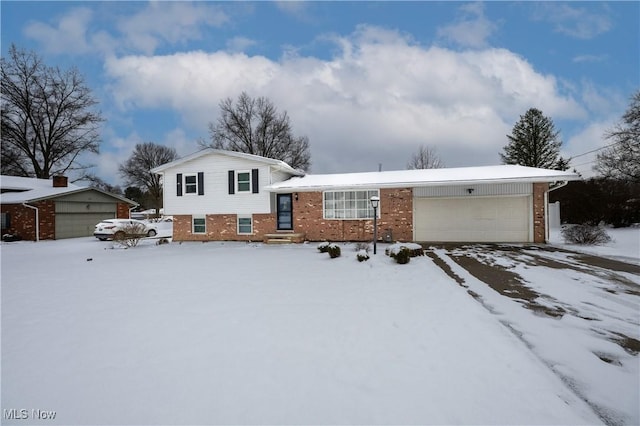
left=414, top=197, right=530, bottom=242
left=55, top=212, right=115, bottom=239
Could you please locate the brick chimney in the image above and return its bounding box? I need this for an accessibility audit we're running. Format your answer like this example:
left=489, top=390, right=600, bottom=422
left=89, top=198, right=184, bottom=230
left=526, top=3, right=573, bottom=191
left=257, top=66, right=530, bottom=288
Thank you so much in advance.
left=52, top=175, right=68, bottom=188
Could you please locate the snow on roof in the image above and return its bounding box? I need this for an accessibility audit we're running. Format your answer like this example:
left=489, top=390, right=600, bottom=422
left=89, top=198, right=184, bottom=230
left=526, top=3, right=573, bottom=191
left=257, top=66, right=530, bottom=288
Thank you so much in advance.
left=0, top=175, right=136, bottom=205
left=151, top=148, right=304, bottom=176
left=266, top=165, right=581, bottom=192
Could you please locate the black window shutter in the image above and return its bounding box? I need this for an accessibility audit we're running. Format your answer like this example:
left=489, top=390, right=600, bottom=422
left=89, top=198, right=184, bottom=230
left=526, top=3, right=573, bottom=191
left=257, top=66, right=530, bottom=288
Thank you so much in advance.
left=252, top=168, right=259, bottom=193
left=176, top=173, right=183, bottom=196
left=228, top=170, right=235, bottom=194
left=197, top=172, right=204, bottom=195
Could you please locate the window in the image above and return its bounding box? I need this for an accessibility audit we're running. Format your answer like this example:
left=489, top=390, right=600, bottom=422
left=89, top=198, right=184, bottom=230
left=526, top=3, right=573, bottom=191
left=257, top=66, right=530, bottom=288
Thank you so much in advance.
left=323, top=190, right=379, bottom=220
left=185, top=174, right=197, bottom=194
left=177, top=172, right=204, bottom=196
left=1, top=212, right=10, bottom=229
left=192, top=216, right=206, bottom=234
left=237, top=216, right=252, bottom=234
left=237, top=171, right=251, bottom=192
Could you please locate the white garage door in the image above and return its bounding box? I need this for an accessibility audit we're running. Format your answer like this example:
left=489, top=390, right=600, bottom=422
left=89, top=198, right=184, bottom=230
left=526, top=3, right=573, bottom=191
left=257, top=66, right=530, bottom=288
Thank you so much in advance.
left=414, top=196, right=531, bottom=242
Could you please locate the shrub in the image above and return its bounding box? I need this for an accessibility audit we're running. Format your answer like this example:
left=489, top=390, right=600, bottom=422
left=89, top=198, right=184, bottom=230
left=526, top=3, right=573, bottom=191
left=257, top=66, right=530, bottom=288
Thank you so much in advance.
left=356, top=249, right=370, bottom=262
left=395, top=247, right=411, bottom=264
left=561, top=224, right=612, bottom=245
left=156, top=238, right=170, bottom=246
left=317, top=241, right=330, bottom=253
left=386, top=242, right=424, bottom=258
left=327, top=243, right=341, bottom=258
left=114, top=223, right=148, bottom=248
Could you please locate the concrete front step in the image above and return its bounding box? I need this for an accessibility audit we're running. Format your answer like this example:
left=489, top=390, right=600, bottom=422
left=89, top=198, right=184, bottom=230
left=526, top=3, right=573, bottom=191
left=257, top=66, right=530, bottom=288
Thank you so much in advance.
left=263, top=233, right=305, bottom=244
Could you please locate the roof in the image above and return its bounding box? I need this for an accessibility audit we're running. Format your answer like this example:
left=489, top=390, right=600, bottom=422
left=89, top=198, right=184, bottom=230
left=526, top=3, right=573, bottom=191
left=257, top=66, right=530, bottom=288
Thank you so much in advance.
left=0, top=175, right=137, bottom=205
left=266, top=165, right=581, bottom=192
left=150, top=148, right=305, bottom=176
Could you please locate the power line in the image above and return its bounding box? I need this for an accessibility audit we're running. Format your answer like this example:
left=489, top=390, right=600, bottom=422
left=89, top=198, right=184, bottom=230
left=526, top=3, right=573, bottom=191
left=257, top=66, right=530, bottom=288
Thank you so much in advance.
left=569, top=140, right=621, bottom=160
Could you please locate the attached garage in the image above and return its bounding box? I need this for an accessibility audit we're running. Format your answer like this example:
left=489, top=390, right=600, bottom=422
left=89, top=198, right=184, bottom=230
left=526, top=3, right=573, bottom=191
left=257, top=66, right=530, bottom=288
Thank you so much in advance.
left=54, top=192, right=120, bottom=238
left=413, top=183, right=534, bottom=243
left=414, top=196, right=531, bottom=242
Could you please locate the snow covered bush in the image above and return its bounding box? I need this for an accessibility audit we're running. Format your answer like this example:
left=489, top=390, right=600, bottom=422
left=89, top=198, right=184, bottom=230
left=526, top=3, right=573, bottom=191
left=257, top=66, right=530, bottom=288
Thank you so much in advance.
left=395, top=247, right=411, bottom=264
left=317, top=242, right=330, bottom=253
left=356, top=250, right=370, bottom=262
left=327, top=244, right=341, bottom=258
left=385, top=242, right=424, bottom=258
left=354, top=242, right=370, bottom=252
left=562, top=224, right=612, bottom=245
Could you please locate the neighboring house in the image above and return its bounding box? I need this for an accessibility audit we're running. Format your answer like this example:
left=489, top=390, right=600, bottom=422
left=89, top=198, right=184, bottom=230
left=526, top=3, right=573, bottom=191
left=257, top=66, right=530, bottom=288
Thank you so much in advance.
left=1, top=175, right=136, bottom=241
left=154, top=149, right=580, bottom=243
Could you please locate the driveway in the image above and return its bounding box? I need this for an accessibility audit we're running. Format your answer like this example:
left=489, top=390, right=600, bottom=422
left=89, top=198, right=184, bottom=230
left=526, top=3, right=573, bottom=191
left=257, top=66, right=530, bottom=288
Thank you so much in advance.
left=426, top=243, right=640, bottom=426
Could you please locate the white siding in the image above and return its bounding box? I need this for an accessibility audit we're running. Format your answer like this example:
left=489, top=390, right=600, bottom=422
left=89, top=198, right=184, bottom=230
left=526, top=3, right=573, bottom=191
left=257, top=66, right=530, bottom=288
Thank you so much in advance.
left=161, top=154, right=293, bottom=215
left=414, top=183, right=532, bottom=198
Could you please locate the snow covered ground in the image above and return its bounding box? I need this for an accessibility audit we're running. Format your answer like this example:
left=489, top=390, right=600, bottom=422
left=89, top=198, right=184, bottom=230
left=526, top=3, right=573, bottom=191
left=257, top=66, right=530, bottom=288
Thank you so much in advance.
left=1, top=227, right=637, bottom=425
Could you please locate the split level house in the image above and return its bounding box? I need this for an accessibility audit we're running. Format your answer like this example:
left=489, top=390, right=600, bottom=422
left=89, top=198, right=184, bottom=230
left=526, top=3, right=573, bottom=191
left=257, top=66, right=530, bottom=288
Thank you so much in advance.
left=0, top=175, right=136, bottom=241
left=152, top=149, right=581, bottom=244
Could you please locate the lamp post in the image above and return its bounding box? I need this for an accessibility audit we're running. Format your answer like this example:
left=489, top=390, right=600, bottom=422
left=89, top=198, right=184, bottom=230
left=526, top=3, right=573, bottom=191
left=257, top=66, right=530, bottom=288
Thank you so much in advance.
left=370, top=195, right=380, bottom=254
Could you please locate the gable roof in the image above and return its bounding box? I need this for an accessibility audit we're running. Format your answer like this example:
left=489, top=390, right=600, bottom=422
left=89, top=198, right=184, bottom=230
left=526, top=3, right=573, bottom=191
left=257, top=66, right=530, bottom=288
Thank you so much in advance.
left=150, top=148, right=305, bottom=176
left=266, top=165, right=581, bottom=192
left=0, top=175, right=137, bottom=205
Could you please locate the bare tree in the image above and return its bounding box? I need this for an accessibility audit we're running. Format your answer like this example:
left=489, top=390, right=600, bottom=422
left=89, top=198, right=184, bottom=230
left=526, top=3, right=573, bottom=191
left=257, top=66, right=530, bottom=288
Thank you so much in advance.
left=500, top=108, right=569, bottom=170
left=1, top=44, right=103, bottom=178
left=594, top=90, right=640, bottom=183
left=203, top=92, right=311, bottom=171
left=407, top=145, right=444, bottom=169
left=119, top=142, right=178, bottom=215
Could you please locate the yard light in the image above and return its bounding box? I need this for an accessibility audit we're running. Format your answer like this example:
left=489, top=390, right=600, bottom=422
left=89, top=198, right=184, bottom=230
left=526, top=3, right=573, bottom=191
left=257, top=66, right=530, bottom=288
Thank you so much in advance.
left=370, top=195, right=380, bottom=254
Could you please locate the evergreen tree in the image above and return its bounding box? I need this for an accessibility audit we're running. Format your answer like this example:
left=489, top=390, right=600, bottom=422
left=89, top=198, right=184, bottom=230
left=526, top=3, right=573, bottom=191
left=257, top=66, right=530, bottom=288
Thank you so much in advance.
left=500, top=108, right=569, bottom=170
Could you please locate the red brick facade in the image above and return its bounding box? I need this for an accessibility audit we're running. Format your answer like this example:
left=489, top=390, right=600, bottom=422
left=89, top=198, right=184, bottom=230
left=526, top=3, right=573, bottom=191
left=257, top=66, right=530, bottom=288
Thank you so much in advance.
left=117, top=202, right=131, bottom=219
left=1, top=200, right=55, bottom=241
left=533, top=182, right=549, bottom=243
left=172, top=188, right=414, bottom=243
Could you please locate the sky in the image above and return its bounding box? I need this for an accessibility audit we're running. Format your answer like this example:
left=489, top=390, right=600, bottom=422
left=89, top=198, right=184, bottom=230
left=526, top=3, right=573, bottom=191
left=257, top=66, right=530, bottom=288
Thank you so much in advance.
left=1, top=1, right=638, bottom=186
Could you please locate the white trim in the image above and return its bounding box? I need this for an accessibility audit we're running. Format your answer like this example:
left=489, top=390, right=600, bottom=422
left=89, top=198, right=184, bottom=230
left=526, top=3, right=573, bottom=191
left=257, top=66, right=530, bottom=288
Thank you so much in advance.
left=184, top=173, right=198, bottom=195
left=236, top=170, right=252, bottom=193
left=192, top=215, right=206, bottom=234
left=323, top=189, right=380, bottom=220
left=237, top=215, right=253, bottom=234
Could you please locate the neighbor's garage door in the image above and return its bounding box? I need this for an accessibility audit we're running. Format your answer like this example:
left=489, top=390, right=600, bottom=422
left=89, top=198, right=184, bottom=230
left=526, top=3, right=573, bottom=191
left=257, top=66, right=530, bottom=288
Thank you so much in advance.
left=55, top=200, right=117, bottom=239
left=414, top=196, right=531, bottom=242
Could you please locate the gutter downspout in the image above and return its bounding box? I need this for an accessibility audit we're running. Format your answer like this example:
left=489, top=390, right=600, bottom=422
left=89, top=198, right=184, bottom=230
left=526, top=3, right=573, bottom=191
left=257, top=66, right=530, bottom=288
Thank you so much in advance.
left=545, top=181, right=569, bottom=242
left=22, top=203, right=39, bottom=242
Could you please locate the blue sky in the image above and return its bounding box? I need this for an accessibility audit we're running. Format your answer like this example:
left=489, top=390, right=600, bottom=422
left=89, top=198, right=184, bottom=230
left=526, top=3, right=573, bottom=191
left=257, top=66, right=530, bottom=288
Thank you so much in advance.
left=2, top=1, right=638, bottom=185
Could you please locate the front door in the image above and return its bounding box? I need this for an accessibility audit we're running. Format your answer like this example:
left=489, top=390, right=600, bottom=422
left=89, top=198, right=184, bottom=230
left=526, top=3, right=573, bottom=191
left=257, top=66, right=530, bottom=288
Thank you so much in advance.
left=277, top=194, right=293, bottom=230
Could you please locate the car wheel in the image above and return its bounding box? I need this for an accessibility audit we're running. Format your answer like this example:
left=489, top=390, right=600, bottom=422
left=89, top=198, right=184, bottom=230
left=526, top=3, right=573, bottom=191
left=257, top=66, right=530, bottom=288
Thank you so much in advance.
left=114, top=231, right=125, bottom=240
left=98, top=238, right=107, bottom=241
left=147, top=229, right=157, bottom=237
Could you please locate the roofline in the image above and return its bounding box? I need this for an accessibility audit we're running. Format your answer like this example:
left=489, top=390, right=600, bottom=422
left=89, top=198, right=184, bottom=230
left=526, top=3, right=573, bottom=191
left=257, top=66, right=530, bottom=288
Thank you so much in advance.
left=151, top=148, right=304, bottom=176
left=2, top=186, right=138, bottom=206
left=266, top=175, right=580, bottom=193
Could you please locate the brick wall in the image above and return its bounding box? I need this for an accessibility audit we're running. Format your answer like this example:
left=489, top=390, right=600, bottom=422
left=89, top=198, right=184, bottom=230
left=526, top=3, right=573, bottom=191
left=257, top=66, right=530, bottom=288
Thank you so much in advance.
left=172, top=213, right=277, bottom=242
left=533, top=182, right=548, bottom=243
left=291, top=188, right=413, bottom=242
left=116, top=203, right=131, bottom=219
left=1, top=200, right=55, bottom=241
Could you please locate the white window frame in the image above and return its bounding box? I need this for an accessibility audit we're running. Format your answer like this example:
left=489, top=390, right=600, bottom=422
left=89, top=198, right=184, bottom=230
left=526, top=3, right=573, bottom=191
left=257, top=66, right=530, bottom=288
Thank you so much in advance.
left=323, top=189, right=380, bottom=220
left=237, top=215, right=253, bottom=235
left=192, top=216, right=206, bottom=234
left=236, top=170, right=252, bottom=193
left=184, top=173, right=198, bottom=195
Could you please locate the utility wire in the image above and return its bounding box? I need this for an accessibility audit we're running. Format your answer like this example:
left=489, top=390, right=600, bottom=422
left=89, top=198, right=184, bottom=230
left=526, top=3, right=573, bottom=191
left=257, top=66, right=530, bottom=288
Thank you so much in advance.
left=569, top=140, right=622, bottom=160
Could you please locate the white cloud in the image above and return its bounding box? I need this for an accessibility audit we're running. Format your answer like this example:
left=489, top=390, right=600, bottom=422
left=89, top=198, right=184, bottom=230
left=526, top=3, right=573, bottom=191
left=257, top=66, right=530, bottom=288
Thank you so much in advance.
left=117, top=2, right=228, bottom=55
left=437, top=2, right=498, bottom=48
left=226, top=36, right=257, bottom=53
left=533, top=3, right=612, bottom=40
left=572, top=54, right=607, bottom=63
left=563, top=120, right=615, bottom=178
left=24, top=7, right=94, bottom=55
left=104, top=26, right=586, bottom=173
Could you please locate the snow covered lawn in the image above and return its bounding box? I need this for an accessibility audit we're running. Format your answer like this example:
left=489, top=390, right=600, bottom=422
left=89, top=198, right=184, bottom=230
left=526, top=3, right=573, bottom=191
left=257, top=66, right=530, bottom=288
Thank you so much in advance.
left=0, top=237, right=623, bottom=425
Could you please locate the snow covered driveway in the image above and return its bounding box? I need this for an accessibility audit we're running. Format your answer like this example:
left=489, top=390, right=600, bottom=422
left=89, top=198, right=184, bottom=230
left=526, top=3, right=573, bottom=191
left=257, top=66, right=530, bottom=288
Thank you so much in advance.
left=0, top=238, right=614, bottom=425
left=428, top=244, right=639, bottom=426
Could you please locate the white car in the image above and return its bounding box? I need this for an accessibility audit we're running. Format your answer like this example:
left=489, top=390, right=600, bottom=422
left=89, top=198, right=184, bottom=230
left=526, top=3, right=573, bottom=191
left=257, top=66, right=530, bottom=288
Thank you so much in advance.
left=93, top=219, right=158, bottom=241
